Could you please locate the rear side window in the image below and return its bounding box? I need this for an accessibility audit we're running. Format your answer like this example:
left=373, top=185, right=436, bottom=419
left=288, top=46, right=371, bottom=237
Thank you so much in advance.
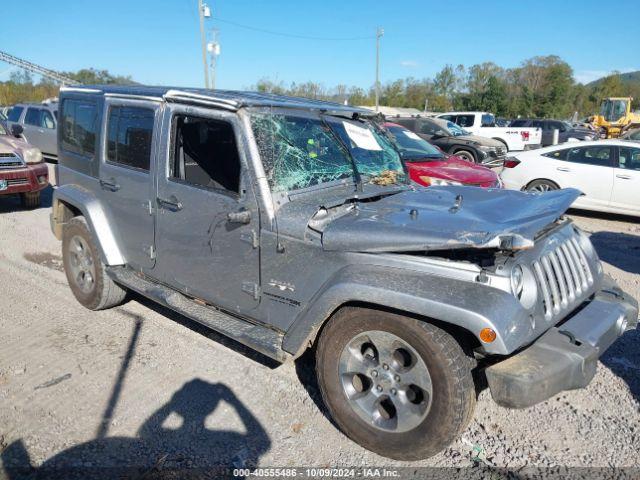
left=61, top=99, right=98, bottom=156
left=457, top=115, right=475, bottom=128
left=25, top=108, right=42, bottom=126
left=106, top=106, right=155, bottom=171
left=543, top=148, right=571, bottom=161
left=8, top=106, right=24, bottom=122
left=509, top=119, right=528, bottom=127
left=566, top=146, right=613, bottom=167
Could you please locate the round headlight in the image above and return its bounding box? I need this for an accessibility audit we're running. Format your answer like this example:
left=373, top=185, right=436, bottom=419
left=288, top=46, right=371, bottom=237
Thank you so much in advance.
left=511, top=264, right=524, bottom=299
left=510, top=264, right=538, bottom=309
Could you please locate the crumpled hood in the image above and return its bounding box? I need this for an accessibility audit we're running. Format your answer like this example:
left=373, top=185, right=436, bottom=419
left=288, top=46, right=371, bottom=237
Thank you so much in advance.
left=320, top=186, right=581, bottom=252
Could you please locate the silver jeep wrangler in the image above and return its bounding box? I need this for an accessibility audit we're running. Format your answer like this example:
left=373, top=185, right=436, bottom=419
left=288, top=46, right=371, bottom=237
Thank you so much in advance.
left=50, top=85, right=638, bottom=460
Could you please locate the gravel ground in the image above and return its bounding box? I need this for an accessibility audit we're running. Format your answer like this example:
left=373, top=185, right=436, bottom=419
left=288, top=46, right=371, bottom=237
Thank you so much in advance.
left=0, top=169, right=639, bottom=476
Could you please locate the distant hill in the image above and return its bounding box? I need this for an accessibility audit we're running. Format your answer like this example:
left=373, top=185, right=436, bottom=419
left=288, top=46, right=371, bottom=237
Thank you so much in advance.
left=587, top=71, right=640, bottom=87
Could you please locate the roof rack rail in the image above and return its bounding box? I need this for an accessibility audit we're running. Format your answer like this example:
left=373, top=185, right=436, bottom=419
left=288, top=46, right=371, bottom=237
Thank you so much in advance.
left=163, top=89, right=239, bottom=111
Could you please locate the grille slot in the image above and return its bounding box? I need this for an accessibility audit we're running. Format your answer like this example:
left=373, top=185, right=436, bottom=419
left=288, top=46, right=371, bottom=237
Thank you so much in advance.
left=0, top=153, right=24, bottom=169
left=532, top=236, right=594, bottom=320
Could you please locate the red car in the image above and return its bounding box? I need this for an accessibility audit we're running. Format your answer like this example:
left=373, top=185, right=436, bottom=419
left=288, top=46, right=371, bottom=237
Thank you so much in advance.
left=383, top=122, right=501, bottom=188
left=0, top=121, right=49, bottom=208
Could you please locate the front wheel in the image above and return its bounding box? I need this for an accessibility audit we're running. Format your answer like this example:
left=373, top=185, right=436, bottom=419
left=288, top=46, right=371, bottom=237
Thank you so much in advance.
left=526, top=179, right=559, bottom=193
left=20, top=191, right=41, bottom=209
left=316, top=308, right=476, bottom=460
left=453, top=149, right=476, bottom=163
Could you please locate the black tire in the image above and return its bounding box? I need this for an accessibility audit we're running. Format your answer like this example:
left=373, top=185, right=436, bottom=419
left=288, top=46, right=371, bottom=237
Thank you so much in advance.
left=316, top=307, right=476, bottom=460
left=20, top=191, right=41, bottom=209
left=62, top=217, right=127, bottom=310
left=453, top=149, right=476, bottom=163
left=526, top=179, right=559, bottom=193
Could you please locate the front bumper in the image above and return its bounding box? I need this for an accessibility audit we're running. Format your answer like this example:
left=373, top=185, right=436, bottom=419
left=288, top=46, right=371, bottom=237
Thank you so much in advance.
left=485, top=276, right=638, bottom=408
left=0, top=163, right=49, bottom=195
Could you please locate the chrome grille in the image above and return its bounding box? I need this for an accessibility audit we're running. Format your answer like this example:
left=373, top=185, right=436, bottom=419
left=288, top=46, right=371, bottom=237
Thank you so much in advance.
left=0, top=153, right=24, bottom=169
left=6, top=178, right=28, bottom=186
left=533, top=236, right=594, bottom=320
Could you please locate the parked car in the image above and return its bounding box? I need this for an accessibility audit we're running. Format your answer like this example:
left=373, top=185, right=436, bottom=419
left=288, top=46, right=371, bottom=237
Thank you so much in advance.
left=509, top=118, right=596, bottom=146
left=0, top=120, right=49, bottom=207
left=50, top=85, right=637, bottom=461
left=621, top=127, right=640, bottom=141
left=391, top=116, right=507, bottom=166
left=383, top=122, right=501, bottom=187
left=6, top=101, right=59, bottom=162
left=437, top=111, right=542, bottom=151
left=501, top=140, right=640, bottom=217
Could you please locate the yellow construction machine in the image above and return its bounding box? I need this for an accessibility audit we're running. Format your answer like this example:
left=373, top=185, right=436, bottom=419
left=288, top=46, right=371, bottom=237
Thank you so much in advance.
left=590, top=97, right=640, bottom=138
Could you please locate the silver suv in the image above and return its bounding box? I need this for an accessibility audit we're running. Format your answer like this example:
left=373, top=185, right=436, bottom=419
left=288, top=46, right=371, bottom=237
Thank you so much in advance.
left=6, top=100, right=58, bottom=161
left=50, top=85, right=638, bottom=460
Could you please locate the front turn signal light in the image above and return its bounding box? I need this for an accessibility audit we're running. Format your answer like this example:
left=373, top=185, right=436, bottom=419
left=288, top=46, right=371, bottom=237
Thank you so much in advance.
left=479, top=328, right=497, bottom=343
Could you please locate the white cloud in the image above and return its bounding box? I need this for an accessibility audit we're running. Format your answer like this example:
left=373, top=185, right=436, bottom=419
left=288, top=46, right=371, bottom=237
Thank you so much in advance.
left=400, top=60, right=419, bottom=68
left=574, top=67, right=638, bottom=84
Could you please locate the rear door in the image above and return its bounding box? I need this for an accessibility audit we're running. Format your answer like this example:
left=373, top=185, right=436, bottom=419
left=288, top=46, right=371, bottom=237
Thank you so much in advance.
left=611, top=145, right=640, bottom=215
left=22, top=107, right=49, bottom=152
left=555, top=145, right=615, bottom=210
left=98, top=97, right=160, bottom=270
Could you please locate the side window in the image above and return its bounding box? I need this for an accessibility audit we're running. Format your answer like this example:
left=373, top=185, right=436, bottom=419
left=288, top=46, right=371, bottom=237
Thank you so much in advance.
left=170, top=115, right=240, bottom=194
left=7, top=106, right=23, bottom=122
left=61, top=99, right=98, bottom=156
left=543, top=148, right=571, bottom=161
left=106, top=106, right=155, bottom=171
left=419, top=121, right=438, bottom=135
left=457, top=115, right=475, bottom=128
left=566, top=146, right=613, bottom=167
left=42, top=110, right=55, bottom=129
left=618, top=147, right=640, bottom=171
left=532, top=120, right=545, bottom=129
left=24, top=108, right=42, bottom=126
left=439, top=115, right=455, bottom=122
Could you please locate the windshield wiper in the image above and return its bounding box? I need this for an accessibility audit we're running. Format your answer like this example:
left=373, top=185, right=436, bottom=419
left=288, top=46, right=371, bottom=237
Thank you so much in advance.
left=319, top=113, right=364, bottom=193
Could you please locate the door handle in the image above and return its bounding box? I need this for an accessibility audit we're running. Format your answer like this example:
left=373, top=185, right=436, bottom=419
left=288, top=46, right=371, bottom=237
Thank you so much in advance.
left=227, top=209, right=251, bottom=224
left=616, top=174, right=632, bottom=180
left=157, top=195, right=183, bottom=211
left=99, top=178, right=120, bottom=192
left=556, top=167, right=571, bottom=172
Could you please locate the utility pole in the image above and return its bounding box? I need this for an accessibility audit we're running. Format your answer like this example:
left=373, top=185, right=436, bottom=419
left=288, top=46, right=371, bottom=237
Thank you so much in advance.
left=198, top=0, right=210, bottom=88
left=375, top=27, right=384, bottom=112
left=207, top=29, right=220, bottom=90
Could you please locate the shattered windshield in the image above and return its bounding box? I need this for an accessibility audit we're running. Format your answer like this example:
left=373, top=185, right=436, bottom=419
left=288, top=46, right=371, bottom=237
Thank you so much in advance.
left=251, top=111, right=406, bottom=192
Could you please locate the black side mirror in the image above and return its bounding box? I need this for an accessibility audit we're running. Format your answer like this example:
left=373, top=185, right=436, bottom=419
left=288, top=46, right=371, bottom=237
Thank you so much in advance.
left=10, top=124, right=23, bottom=137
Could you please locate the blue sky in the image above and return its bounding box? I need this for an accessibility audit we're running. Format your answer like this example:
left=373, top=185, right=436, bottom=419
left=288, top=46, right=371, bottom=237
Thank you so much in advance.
left=2, top=0, right=638, bottom=89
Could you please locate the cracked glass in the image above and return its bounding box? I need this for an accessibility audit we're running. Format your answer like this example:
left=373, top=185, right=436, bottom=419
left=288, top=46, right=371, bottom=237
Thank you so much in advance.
left=251, top=111, right=406, bottom=193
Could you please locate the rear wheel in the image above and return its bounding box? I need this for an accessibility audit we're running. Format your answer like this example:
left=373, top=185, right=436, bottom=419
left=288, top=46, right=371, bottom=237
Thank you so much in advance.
left=20, top=191, right=41, bottom=209
left=62, top=217, right=127, bottom=310
left=316, top=307, right=476, bottom=460
left=454, top=149, right=476, bottom=163
left=526, top=179, right=559, bottom=193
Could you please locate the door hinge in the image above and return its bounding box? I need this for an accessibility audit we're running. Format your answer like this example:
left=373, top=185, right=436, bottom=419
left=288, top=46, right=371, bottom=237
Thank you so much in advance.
left=241, top=282, right=260, bottom=300
left=240, top=230, right=259, bottom=249
left=143, top=244, right=156, bottom=260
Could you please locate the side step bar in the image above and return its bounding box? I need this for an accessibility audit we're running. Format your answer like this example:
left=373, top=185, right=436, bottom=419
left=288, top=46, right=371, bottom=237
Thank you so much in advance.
left=107, top=267, right=290, bottom=363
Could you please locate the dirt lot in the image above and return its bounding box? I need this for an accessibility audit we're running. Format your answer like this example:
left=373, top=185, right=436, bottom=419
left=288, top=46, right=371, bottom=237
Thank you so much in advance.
left=1, top=170, right=639, bottom=476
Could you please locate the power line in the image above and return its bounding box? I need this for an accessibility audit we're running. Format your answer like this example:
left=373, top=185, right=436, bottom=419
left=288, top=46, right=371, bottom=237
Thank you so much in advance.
left=212, top=17, right=375, bottom=41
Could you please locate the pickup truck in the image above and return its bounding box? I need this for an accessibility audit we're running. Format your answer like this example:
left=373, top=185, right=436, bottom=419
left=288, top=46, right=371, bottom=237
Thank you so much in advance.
left=437, top=111, right=542, bottom=152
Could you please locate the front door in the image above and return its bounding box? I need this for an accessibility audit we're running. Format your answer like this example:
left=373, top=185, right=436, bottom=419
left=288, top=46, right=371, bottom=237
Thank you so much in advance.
left=22, top=107, right=57, bottom=157
left=98, top=98, right=160, bottom=270
left=611, top=145, right=640, bottom=215
left=153, top=105, right=260, bottom=314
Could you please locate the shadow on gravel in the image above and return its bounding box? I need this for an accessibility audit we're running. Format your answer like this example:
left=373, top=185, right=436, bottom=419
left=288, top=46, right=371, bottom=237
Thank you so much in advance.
left=589, top=231, right=640, bottom=275
left=1, top=313, right=271, bottom=479
left=0, top=184, right=53, bottom=214
left=600, top=328, right=640, bottom=407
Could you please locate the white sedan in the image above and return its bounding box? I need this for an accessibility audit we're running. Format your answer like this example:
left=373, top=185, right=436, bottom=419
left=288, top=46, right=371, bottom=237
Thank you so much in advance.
left=500, top=140, right=640, bottom=217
